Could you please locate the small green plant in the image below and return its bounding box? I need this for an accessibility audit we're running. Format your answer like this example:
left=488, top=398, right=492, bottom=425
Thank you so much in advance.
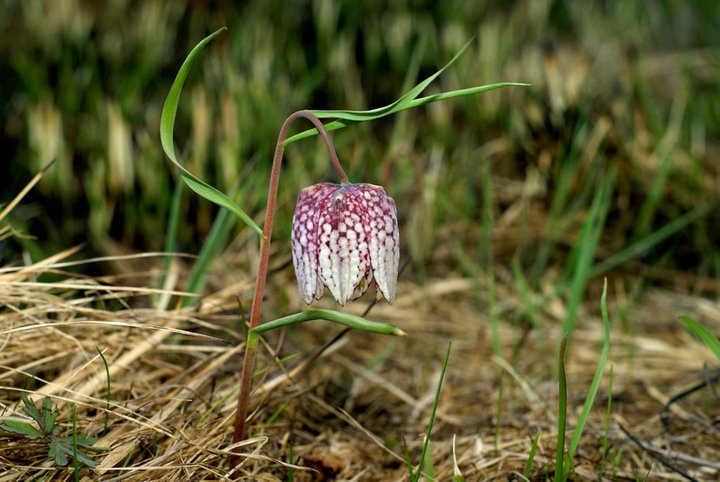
left=1, top=394, right=101, bottom=469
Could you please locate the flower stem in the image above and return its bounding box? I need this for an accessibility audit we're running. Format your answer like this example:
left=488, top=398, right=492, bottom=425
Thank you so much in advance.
left=230, top=111, right=347, bottom=469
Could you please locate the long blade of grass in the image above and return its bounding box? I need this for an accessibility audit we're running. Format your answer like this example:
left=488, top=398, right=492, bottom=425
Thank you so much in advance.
left=555, top=334, right=568, bottom=482
left=678, top=316, right=720, bottom=359
left=563, top=278, right=611, bottom=478
left=600, top=365, right=614, bottom=477
left=159, top=27, right=263, bottom=238
left=283, top=82, right=528, bottom=146
left=523, top=430, right=541, bottom=480
left=311, top=38, right=477, bottom=121
left=96, top=347, right=111, bottom=435
left=413, top=340, right=453, bottom=481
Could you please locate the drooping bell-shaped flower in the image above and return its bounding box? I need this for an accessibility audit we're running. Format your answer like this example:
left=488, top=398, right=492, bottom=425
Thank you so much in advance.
left=291, top=182, right=399, bottom=306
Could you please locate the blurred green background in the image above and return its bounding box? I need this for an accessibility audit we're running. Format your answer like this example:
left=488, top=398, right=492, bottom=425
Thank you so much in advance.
left=2, top=0, right=719, bottom=291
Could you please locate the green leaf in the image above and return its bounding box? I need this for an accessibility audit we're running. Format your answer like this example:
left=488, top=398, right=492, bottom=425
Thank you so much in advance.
left=20, top=394, right=42, bottom=426
left=50, top=437, right=99, bottom=468
left=679, top=316, right=720, bottom=359
left=281, top=36, right=528, bottom=146
left=41, top=396, right=58, bottom=435
left=160, top=27, right=263, bottom=238
left=49, top=438, right=69, bottom=466
left=311, top=38, right=476, bottom=122
left=282, top=82, right=528, bottom=146
left=1, top=419, right=45, bottom=439
left=250, top=309, right=407, bottom=337
left=58, top=434, right=101, bottom=449
left=563, top=278, right=612, bottom=478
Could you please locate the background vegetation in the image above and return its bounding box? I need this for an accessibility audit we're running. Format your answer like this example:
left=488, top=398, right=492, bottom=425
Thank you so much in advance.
left=2, top=0, right=719, bottom=480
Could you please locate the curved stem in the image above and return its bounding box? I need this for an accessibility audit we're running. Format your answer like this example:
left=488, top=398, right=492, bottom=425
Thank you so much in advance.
left=230, top=111, right=347, bottom=468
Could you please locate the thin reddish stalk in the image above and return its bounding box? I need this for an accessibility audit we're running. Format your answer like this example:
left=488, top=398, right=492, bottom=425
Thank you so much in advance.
left=230, top=111, right=347, bottom=469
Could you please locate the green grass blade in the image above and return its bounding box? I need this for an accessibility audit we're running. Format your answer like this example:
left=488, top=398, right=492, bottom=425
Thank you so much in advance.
left=311, top=38, right=476, bottom=122
left=600, top=365, right=614, bottom=477
left=555, top=334, right=568, bottom=482
left=159, top=27, right=263, bottom=238
left=250, top=309, right=406, bottom=337
left=563, top=278, right=611, bottom=478
left=283, top=83, right=527, bottom=146
left=413, top=340, right=452, bottom=481
left=401, top=436, right=414, bottom=479
left=523, top=430, right=541, bottom=479
left=265, top=400, right=291, bottom=425
left=678, top=316, right=720, bottom=359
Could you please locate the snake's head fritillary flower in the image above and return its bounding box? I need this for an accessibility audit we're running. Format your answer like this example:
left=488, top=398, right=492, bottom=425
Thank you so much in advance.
left=291, top=182, right=399, bottom=306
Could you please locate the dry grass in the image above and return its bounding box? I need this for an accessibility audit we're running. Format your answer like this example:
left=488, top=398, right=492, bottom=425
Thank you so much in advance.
left=1, top=228, right=718, bottom=480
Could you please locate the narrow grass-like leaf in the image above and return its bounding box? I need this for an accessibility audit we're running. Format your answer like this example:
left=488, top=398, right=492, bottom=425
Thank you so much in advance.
left=422, top=441, right=435, bottom=480
left=265, top=400, right=291, bottom=425
left=311, top=38, right=476, bottom=122
left=600, top=365, right=614, bottom=477
left=1, top=419, right=45, bottom=439
left=284, top=83, right=528, bottom=146
left=678, top=316, right=720, bottom=359
left=563, top=278, right=611, bottom=479
left=159, top=27, right=263, bottom=238
left=96, top=347, right=111, bottom=434
left=555, top=334, right=568, bottom=482
left=250, top=309, right=406, bottom=337
left=413, top=340, right=452, bottom=482
left=401, top=436, right=414, bottom=480
left=523, top=430, right=541, bottom=480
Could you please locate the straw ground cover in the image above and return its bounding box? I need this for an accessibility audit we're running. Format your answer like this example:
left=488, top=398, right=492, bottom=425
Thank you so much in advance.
left=2, top=1, right=720, bottom=480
